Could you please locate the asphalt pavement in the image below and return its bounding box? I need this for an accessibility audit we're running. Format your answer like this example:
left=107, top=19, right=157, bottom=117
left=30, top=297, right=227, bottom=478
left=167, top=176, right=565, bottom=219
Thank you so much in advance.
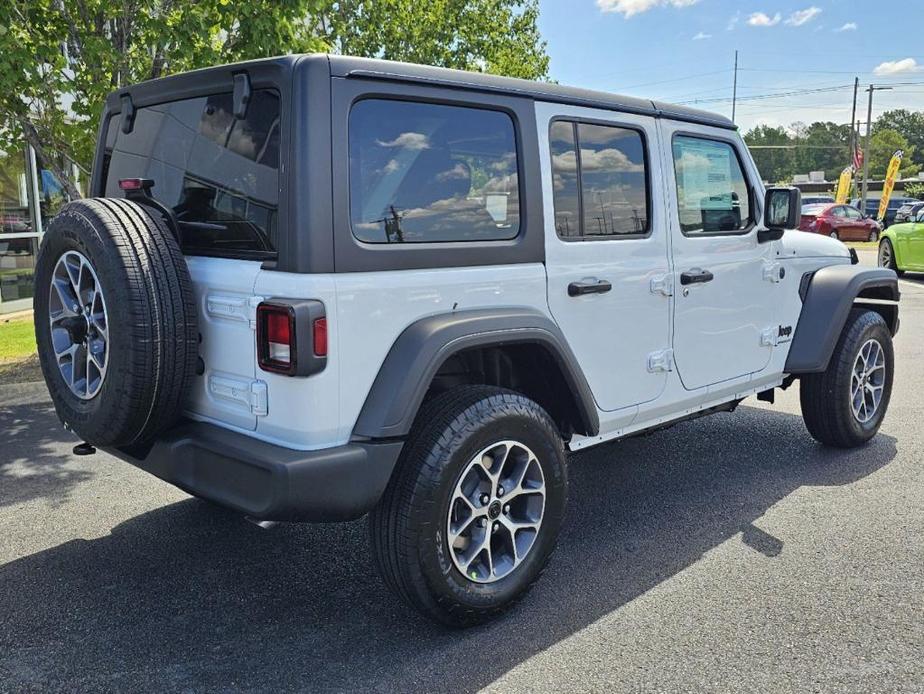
left=0, top=250, right=921, bottom=692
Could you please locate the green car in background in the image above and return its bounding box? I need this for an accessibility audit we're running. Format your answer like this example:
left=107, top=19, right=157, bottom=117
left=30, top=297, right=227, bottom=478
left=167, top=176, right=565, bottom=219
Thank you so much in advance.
left=879, top=208, right=924, bottom=276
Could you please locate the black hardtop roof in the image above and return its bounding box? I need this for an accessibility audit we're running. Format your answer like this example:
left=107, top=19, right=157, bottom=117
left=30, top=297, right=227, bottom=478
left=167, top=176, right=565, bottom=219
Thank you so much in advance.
left=110, top=53, right=736, bottom=130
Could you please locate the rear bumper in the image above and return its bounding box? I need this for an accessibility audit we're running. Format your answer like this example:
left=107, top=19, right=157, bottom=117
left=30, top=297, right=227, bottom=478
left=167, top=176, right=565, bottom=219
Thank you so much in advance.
left=106, top=422, right=403, bottom=522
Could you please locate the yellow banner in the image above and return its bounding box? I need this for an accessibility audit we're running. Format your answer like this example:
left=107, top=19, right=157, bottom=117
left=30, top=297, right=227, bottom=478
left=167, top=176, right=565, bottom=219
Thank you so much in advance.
left=878, top=149, right=904, bottom=221
left=835, top=167, right=853, bottom=203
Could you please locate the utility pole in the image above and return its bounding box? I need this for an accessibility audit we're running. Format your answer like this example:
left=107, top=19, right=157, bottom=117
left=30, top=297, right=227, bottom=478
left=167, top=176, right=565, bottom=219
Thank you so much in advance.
left=849, top=77, right=859, bottom=162
left=731, top=50, right=738, bottom=123
left=861, top=84, right=894, bottom=210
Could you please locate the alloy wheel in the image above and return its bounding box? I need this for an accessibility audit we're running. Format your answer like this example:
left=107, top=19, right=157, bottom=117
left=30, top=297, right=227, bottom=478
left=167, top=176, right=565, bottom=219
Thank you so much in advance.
left=850, top=338, right=886, bottom=424
left=48, top=251, right=109, bottom=399
left=446, top=440, right=546, bottom=583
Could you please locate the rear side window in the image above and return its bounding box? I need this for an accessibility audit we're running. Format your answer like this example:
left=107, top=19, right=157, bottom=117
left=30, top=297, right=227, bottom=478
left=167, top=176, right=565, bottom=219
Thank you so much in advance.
left=349, top=99, right=520, bottom=243
left=549, top=120, right=649, bottom=239
left=671, top=135, right=752, bottom=235
left=103, top=89, right=280, bottom=257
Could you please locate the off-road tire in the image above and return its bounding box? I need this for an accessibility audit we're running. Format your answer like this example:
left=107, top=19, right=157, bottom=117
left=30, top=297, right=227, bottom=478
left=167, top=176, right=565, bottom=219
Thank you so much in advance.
left=369, top=385, right=567, bottom=627
left=800, top=308, right=893, bottom=448
left=34, top=198, right=198, bottom=447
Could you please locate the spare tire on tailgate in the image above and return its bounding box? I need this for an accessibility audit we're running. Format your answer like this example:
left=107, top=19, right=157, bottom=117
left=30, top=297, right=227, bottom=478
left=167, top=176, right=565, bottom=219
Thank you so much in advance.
left=33, top=198, right=198, bottom=447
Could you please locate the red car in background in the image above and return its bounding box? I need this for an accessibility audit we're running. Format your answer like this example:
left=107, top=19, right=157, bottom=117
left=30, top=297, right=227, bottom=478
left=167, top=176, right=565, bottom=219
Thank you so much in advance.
left=799, top=203, right=881, bottom=242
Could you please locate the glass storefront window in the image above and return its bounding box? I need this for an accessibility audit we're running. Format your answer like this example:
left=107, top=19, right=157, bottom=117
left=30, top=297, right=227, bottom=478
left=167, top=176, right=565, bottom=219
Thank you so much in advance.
left=0, top=146, right=32, bottom=235
left=0, top=236, right=37, bottom=303
left=1, top=144, right=43, bottom=310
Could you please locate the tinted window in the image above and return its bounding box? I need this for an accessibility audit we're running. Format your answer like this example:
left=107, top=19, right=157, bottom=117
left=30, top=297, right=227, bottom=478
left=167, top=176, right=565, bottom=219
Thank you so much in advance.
left=844, top=206, right=861, bottom=219
left=349, top=100, right=519, bottom=243
left=672, top=136, right=751, bottom=234
left=832, top=206, right=847, bottom=218
left=549, top=120, right=649, bottom=239
left=104, top=90, right=280, bottom=256
left=549, top=121, right=580, bottom=237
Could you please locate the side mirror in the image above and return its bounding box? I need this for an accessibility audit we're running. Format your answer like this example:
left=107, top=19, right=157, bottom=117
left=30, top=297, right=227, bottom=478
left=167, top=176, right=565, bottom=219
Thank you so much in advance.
left=764, top=187, right=801, bottom=229
left=759, top=187, right=800, bottom=243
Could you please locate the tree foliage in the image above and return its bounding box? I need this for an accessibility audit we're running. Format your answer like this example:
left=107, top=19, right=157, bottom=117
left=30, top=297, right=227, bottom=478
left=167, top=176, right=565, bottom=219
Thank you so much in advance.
left=867, top=128, right=919, bottom=179
left=0, top=0, right=548, bottom=198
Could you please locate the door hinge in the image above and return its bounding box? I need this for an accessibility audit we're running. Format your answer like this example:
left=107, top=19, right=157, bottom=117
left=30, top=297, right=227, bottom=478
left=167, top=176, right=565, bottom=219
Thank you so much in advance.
left=647, top=348, right=674, bottom=373
left=650, top=273, right=673, bottom=297
left=760, top=327, right=779, bottom=347
left=763, top=261, right=784, bottom=283
left=208, top=374, right=269, bottom=416
left=206, top=294, right=265, bottom=330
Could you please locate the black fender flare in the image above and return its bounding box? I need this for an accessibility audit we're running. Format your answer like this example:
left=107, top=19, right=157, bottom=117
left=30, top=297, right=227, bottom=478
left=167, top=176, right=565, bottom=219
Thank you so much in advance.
left=785, top=265, right=899, bottom=374
left=352, top=307, right=600, bottom=439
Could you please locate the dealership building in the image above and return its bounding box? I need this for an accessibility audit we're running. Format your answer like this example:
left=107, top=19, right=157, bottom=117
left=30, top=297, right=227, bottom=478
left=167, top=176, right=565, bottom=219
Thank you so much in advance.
left=0, top=143, right=82, bottom=314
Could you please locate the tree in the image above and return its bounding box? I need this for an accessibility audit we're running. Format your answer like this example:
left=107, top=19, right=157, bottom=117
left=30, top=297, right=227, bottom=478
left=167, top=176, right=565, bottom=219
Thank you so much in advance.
left=868, top=128, right=920, bottom=179
left=743, top=124, right=793, bottom=184
left=793, top=121, right=851, bottom=181
left=873, top=109, right=924, bottom=168
left=0, top=0, right=548, bottom=199
left=322, top=0, right=548, bottom=80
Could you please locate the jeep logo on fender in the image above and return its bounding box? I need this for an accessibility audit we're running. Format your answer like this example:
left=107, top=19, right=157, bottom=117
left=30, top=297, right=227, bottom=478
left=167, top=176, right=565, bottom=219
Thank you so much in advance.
left=778, top=325, right=793, bottom=341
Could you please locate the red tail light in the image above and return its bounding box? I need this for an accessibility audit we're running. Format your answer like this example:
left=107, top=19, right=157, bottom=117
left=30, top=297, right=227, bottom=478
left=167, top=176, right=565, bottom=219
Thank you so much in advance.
left=313, top=318, right=327, bottom=357
left=257, top=303, right=296, bottom=374
left=256, top=300, right=327, bottom=377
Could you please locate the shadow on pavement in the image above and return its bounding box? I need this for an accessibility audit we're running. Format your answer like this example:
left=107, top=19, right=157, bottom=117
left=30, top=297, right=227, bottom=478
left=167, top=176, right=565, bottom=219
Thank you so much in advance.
left=0, top=392, right=89, bottom=509
left=0, top=403, right=897, bottom=691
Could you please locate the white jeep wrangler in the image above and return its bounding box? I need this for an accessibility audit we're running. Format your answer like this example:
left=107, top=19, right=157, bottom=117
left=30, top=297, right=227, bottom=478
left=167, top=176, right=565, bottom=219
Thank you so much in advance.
left=33, top=55, right=899, bottom=626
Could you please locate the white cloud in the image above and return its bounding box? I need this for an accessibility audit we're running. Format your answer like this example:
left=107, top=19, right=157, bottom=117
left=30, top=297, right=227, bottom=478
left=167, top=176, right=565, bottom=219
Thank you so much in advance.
left=785, top=7, right=822, bottom=26
left=873, top=58, right=922, bottom=76
left=747, top=12, right=781, bottom=27
left=376, top=132, right=431, bottom=150
left=835, top=22, right=857, bottom=32
left=692, top=31, right=711, bottom=40
left=727, top=11, right=740, bottom=30
left=596, top=0, right=699, bottom=18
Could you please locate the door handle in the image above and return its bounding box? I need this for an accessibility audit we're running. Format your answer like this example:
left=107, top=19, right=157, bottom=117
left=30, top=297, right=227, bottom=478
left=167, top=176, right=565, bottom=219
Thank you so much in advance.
left=568, top=279, right=612, bottom=296
left=680, top=268, right=714, bottom=285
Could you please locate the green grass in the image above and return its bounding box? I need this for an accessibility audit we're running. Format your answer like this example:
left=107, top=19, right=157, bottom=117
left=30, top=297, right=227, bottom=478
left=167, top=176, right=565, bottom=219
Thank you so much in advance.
left=0, top=317, right=37, bottom=362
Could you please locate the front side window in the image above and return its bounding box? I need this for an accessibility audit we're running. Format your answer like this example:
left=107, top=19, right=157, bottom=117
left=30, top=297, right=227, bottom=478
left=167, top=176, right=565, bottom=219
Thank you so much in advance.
left=349, top=99, right=520, bottom=244
left=104, top=89, right=280, bottom=256
left=550, top=120, right=649, bottom=239
left=844, top=206, right=861, bottom=220
left=672, top=135, right=752, bottom=235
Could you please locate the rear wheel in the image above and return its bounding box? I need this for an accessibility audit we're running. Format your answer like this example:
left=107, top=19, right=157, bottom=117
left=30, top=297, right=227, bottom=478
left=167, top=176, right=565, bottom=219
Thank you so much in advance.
left=369, top=385, right=567, bottom=626
left=878, top=238, right=904, bottom=276
left=800, top=308, right=893, bottom=448
left=829, top=230, right=840, bottom=240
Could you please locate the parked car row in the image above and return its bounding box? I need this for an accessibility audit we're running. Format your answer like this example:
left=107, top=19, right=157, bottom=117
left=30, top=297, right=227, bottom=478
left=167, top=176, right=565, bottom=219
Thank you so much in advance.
left=850, top=196, right=919, bottom=228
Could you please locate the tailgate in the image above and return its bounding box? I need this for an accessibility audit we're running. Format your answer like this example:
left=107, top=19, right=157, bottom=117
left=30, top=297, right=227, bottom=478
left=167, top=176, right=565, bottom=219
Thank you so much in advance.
left=185, top=256, right=263, bottom=431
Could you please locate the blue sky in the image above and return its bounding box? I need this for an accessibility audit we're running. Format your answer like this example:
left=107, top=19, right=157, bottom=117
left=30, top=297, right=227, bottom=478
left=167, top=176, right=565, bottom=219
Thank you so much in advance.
left=538, top=0, right=924, bottom=133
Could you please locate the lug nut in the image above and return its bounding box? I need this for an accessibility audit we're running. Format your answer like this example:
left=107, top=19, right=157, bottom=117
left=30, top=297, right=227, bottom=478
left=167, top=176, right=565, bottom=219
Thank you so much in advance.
left=503, top=504, right=510, bottom=515
left=497, top=486, right=505, bottom=497
left=492, top=521, right=499, bottom=533
left=478, top=518, right=487, bottom=528
left=480, top=493, right=490, bottom=505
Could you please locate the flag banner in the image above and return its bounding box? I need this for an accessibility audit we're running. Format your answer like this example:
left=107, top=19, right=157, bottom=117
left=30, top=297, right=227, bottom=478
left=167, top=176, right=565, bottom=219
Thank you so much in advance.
left=853, top=145, right=864, bottom=171
left=835, top=166, right=853, bottom=204
left=878, top=150, right=904, bottom=221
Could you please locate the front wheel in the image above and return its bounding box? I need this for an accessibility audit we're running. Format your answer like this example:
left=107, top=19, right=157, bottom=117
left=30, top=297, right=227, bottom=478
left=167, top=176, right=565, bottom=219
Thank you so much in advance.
left=800, top=308, right=894, bottom=448
left=369, top=385, right=567, bottom=627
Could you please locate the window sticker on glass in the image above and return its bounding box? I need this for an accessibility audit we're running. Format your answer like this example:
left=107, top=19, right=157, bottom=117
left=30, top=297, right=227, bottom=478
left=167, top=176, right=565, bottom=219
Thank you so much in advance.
left=672, top=136, right=750, bottom=234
